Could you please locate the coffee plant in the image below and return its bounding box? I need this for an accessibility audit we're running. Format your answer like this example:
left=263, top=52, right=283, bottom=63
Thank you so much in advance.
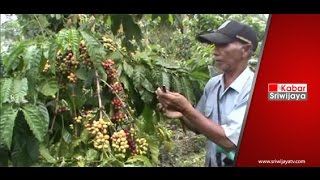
left=0, top=28, right=200, bottom=167
left=0, top=14, right=267, bottom=166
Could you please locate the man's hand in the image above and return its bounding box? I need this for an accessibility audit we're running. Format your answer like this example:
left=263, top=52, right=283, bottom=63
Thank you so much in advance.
left=156, top=102, right=186, bottom=134
left=155, top=87, right=193, bottom=113
left=156, top=103, right=183, bottom=119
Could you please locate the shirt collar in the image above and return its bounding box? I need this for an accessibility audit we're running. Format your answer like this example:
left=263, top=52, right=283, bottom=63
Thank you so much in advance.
left=219, top=66, right=253, bottom=93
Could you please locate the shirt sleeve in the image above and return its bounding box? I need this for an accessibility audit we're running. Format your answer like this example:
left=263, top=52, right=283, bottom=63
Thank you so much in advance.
left=221, top=103, right=247, bottom=146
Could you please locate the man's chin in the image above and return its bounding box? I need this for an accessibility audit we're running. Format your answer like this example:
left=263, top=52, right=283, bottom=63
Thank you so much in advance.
left=209, top=65, right=223, bottom=76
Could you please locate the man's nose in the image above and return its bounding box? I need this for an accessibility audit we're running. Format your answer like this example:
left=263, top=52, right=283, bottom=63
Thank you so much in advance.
left=213, top=48, right=219, bottom=57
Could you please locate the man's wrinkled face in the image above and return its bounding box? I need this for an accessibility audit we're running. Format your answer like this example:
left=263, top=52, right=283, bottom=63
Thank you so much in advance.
left=213, top=41, right=249, bottom=73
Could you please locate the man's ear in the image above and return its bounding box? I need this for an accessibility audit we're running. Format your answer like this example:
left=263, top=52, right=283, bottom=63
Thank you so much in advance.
left=242, top=43, right=252, bottom=53
left=241, top=44, right=252, bottom=58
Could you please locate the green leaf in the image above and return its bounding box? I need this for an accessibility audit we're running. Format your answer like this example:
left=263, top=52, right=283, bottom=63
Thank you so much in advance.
left=3, top=42, right=28, bottom=72
left=12, top=78, right=28, bottom=104
left=75, top=92, right=87, bottom=110
left=151, top=14, right=161, bottom=21
left=141, top=105, right=155, bottom=133
left=39, top=78, right=58, bottom=97
left=132, top=65, right=154, bottom=104
left=37, top=15, right=49, bottom=29
left=11, top=115, right=40, bottom=167
left=0, top=104, right=18, bottom=149
left=75, top=67, right=95, bottom=87
left=159, top=14, right=169, bottom=25
left=0, top=144, right=9, bottom=166
left=110, top=15, right=122, bottom=35
left=86, top=149, right=98, bottom=162
left=135, top=51, right=151, bottom=65
left=71, top=130, right=89, bottom=149
left=69, top=29, right=80, bottom=59
left=80, top=31, right=106, bottom=66
left=100, top=155, right=124, bottom=167
left=0, top=78, right=13, bottom=103
left=39, top=143, right=57, bottom=164
left=182, top=77, right=195, bottom=104
left=23, top=45, right=41, bottom=73
left=41, top=40, right=50, bottom=59
left=56, top=140, right=72, bottom=158
left=21, top=104, right=49, bottom=142
left=109, top=51, right=123, bottom=61
left=119, top=75, right=130, bottom=91
left=56, top=29, right=80, bottom=58
left=132, top=65, right=144, bottom=85
left=151, top=69, right=162, bottom=87
left=162, top=71, right=170, bottom=90
left=48, top=40, right=57, bottom=70
left=96, top=65, right=108, bottom=82
left=155, top=58, right=180, bottom=69
left=190, top=71, right=209, bottom=82
left=62, top=129, right=72, bottom=143
left=123, top=61, right=133, bottom=78
left=142, top=79, right=154, bottom=93
left=147, top=139, right=160, bottom=165
left=56, top=14, right=61, bottom=20
left=56, top=29, right=69, bottom=48
left=133, top=65, right=154, bottom=93
left=75, top=67, right=90, bottom=81
left=172, top=75, right=183, bottom=93
left=122, top=15, right=142, bottom=42
left=168, top=14, right=174, bottom=25
left=126, top=155, right=152, bottom=167
left=106, top=15, right=112, bottom=27
left=140, top=91, right=154, bottom=105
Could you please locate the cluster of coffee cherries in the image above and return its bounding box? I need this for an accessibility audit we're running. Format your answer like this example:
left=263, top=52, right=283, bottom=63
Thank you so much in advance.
left=93, top=131, right=110, bottom=150
left=111, top=111, right=126, bottom=122
left=102, top=59, right=117, bottom=83
left=125, top=128, right=138, bottom=155
left=79, top=40, right=93, bottom=68
left=57, top=106, right=69, bottom=113
left=81, top=109, right=95, bottom=119
left=135, top=138, right=148, bottom=155
left=43, top=60, right=50, bottom=73
left=85, top=118, right=113, bottom=151
left=125, top=128, right=149, bottom=156
left=101, top=58, right=128, bottom=124
left=67, top=72, right=77, bottom=83
left=73, top=115, right=82, bottom=124
left=56, top=51, right=79, bottom=73
left=111, top=82, right=124, bottom=93
left=102, top=36, right=117, bottom=52
left=111, top=130, right=129, bottom=155
left=85, top=118, right=112, bottom=136
left=111, top=97, right=127, bottom=123
left=56, top=50, right=79, bottom=83
left=111, top=97, right=124, bottom=110
left=111, top=128, right=149, bottom=157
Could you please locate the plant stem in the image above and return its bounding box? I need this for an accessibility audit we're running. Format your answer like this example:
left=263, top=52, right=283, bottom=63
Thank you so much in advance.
left=71, top=85, right=78, bottom=136
left=49, top=78, right=61, bottom=134
left=33, top=14, right=46, bottom=38
left=95, top=69, right=103, bottom=119
left=49, top=87, right=60, bottom=133
left=101, top=80, right=135, bottom=123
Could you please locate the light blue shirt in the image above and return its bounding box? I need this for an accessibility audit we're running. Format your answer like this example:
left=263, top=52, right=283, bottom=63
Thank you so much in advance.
left=196, top=67, right=254, bottom=166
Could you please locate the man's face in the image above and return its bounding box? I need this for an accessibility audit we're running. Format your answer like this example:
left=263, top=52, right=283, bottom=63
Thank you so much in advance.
left=213, top=41, right=247, bottom=73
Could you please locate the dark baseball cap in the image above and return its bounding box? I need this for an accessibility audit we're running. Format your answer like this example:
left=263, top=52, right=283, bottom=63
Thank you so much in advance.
left=197, top=20, right=258, bottom=52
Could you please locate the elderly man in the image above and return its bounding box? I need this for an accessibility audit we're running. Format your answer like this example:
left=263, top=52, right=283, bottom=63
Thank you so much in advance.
left=156, top=20, right=258, bottom=167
